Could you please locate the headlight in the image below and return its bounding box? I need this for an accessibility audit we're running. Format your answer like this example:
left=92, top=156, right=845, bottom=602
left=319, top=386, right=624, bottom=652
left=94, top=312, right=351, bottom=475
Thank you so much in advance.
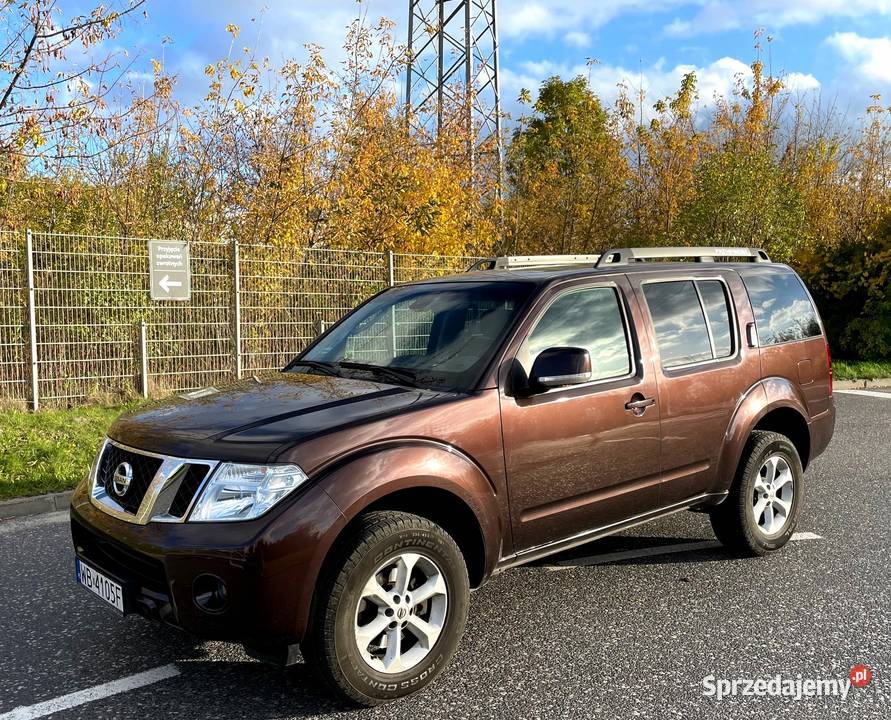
left=189, top=463, right=308, bottom=522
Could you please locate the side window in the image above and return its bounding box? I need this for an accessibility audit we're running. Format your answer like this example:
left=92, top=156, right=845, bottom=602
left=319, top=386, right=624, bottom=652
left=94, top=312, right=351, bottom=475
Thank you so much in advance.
left=643, top=279, right=736, bottom=368
left=520, top=286, right=631, bottom=382
left=643, top=281, right=712, bottom=367
left=741, top=271, right=821, bottom=345
left=698, top=280, right=734, bottom=358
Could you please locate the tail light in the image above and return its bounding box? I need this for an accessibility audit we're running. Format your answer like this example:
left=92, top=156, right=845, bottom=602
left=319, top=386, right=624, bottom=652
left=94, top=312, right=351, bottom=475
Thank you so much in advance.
left=825, top=340, right=833, bottom=396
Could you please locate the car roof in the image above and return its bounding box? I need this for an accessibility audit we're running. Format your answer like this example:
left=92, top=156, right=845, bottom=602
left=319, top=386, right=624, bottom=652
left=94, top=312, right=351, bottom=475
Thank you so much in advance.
left=411, top=261, right=793, bottom=287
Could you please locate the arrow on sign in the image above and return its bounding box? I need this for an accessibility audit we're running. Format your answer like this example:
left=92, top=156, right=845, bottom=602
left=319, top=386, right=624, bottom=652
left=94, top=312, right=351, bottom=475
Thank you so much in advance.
left=158, top=275, right=182, bottom=294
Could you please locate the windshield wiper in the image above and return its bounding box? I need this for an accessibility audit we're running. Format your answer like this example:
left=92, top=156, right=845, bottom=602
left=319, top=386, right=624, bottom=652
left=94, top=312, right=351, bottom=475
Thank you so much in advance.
left=336, top=361, right=419, bottom=387
left=288, top=360, right=340, bottom=377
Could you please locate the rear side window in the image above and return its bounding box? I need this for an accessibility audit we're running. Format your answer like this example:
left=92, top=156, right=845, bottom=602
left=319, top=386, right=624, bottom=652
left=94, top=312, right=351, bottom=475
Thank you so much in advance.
left=643, top=279, right=735, bottom=368
left=698, top=280, right=734, bottom=357
left=741, top=271, right=821, bottom=345
left=521, top=286, right=632, bottom=382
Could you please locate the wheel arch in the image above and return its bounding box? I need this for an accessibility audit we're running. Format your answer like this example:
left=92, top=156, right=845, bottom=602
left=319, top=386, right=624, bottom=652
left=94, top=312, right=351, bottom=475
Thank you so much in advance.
left=752, top=407, right=810, bottom=469
left=297, top=441, right=502, bottom=642
left=714, top=379, right=813, bottom=493
left=359, top=486, right=488, bottom=588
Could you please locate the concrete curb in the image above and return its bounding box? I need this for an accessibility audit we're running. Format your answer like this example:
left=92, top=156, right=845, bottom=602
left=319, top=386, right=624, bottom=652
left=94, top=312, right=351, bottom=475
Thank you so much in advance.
left=0, top=490, right=72, bottom=520
left=835, top=378, right=891, bottom=390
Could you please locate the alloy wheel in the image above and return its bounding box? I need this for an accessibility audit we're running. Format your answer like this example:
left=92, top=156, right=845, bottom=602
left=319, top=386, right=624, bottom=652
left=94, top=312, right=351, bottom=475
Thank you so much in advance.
left=752, top=453, right=794, bottom=535
left=353, top=552, right=448, bottom=674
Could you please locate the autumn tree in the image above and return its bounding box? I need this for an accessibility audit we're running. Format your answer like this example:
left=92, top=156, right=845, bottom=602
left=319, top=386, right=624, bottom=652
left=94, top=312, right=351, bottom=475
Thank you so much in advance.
left=665, top=59, right=802, bottom=261
left=618, top=71, right=705, bottom=244
left=504, top=76, right=629, bottom=255
left=0, top=0, right=147, bottom=179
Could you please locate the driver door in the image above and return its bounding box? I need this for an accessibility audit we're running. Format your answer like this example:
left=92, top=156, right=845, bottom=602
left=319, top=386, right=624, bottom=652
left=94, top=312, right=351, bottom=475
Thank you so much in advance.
left=500, top=276, right=662, bottom=551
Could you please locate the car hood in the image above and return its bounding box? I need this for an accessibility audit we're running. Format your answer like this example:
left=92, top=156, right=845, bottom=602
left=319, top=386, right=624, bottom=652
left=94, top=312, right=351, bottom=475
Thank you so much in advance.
left=109, top=372, right=456, bottom=461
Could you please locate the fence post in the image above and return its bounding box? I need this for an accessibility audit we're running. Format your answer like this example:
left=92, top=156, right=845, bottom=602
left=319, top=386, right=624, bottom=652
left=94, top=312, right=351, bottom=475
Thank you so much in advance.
left=25, top=229, right=39, bottom=411
left=139, top=320, right=149, bottom=398
left=387, top=251, right=397, bottom=356
left=231, top=238, right=242, bottom=379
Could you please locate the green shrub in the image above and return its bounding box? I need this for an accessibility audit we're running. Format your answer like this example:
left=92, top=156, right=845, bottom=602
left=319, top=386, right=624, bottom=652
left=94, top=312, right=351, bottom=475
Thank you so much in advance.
left=800, top=220, right=891, bottom=360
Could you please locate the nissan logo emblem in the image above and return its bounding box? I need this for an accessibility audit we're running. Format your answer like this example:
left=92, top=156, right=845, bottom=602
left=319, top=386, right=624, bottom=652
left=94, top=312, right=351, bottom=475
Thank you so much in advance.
left=112, top=462, right=133, bottom=497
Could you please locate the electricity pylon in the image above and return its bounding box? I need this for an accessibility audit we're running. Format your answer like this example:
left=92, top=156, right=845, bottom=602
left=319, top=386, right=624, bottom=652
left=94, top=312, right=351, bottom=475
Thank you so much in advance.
left=405, top=0, right=502, bottom=180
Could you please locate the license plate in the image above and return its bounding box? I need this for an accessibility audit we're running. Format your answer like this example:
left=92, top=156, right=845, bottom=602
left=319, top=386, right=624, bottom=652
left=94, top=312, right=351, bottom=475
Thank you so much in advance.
left=75, top=558, right=124, bottom=614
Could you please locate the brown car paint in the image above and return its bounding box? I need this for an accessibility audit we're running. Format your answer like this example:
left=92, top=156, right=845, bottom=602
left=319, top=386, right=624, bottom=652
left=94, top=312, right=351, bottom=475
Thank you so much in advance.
left=497, top=274, right=663, bottom=551
left=626, top=268, right=763, bottom=504
left=70, top=260, right=835, bottom=657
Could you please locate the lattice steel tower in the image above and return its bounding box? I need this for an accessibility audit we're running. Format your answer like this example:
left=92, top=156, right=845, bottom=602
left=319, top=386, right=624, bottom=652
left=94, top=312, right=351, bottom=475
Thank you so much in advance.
left=405, top=0, right=502, bottom=171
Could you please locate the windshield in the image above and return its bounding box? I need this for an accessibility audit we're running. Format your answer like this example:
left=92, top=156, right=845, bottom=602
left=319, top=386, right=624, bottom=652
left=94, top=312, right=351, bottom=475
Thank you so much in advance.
left=289, top=281, right=534, bottom=392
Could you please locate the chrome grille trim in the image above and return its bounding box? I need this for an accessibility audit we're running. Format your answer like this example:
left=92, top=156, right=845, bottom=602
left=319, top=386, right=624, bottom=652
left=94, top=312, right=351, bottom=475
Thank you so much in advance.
left=89, top=438, right=219, bottom=525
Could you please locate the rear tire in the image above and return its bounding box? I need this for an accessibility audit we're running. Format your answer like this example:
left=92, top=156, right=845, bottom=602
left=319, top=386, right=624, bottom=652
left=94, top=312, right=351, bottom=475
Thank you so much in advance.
left=709, top=430, right=803, bottom=556
left=302, top=511, right=469, bottom=706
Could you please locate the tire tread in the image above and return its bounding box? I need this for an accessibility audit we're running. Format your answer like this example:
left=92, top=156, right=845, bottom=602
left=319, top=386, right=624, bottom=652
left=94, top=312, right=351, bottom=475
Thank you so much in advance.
left=303, top=510, right=466, bottom=706
left=709, top=430, right=802, bottom=556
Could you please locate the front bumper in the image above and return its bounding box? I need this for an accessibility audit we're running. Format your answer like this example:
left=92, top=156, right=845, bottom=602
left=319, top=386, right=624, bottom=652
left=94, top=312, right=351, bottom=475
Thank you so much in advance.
left=69, top=479, right=345, bottom=647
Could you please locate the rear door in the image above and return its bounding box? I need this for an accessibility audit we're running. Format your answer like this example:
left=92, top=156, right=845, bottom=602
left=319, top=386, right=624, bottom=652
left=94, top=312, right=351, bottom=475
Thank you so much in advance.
left=499, top=275, right=662, bottom=551
left=628, top=270, right=761, bottom=504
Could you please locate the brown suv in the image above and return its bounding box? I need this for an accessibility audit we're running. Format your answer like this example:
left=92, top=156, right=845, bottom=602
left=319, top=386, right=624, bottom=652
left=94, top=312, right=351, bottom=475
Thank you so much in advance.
left=70, top=246, right=834, bottom=704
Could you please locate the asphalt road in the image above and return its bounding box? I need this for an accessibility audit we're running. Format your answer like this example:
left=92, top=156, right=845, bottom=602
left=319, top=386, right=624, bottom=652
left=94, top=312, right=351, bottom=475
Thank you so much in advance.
left=1, top=391, right=889, bottom=719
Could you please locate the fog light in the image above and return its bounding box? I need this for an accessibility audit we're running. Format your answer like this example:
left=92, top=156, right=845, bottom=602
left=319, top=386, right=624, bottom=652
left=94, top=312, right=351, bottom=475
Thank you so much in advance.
left=193, top=574, right=228, bottom=613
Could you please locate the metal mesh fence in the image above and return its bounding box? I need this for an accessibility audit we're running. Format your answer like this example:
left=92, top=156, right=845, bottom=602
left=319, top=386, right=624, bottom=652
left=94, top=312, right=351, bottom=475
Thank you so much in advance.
left=0, top=230, right=482, bottom=408
left=239, top=245, right=388, bottom=374
left=30, top=231, right=144, bottom=404
left=29, top=234, right=234, bottom=403
left=0, top=230, right=26, bottom=402
left=393, top=252, right=480, bottom=283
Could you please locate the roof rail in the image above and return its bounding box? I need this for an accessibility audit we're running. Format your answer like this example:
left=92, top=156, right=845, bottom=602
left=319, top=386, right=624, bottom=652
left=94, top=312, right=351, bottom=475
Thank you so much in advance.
left=466, top=258, right=496, bottom=271
left=595, top=246, right=770, bottom=267
left=466, top=254, right=601, bottom=272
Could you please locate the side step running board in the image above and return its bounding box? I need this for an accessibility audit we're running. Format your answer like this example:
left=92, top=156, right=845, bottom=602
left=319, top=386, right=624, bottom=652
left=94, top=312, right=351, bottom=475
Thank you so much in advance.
left=495, top=491, right=728, bottom=571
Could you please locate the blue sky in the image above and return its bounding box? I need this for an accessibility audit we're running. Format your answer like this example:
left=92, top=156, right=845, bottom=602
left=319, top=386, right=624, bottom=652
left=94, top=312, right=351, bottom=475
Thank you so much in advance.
left=79, top=0, right=891, bottom=122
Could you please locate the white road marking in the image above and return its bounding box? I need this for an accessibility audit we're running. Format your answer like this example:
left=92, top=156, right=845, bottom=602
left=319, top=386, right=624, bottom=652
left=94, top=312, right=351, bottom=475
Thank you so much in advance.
left=835, top=389, right=891, bottom=399
left=0, top=664, right=180, bottom=720
left=791, top=531, right=823, bottom=541
left=544, top=531, right=823, bottom=569
left=0, top=511, right=68, bottom=536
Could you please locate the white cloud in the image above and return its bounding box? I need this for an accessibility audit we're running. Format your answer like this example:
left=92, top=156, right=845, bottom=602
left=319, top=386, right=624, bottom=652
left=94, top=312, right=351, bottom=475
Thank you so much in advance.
left=503, top=3, right=560, bottom=37
left=565, top=31, right=591, bottom=48
left=784, top=72, right=822, bottom=92
left=499, top=0, right=680, bottom=39
left=664, top=18, right=693, bottom=35
left=665, top=0, right=891, bottom=36
left=827, top=32, right=891, bottom=84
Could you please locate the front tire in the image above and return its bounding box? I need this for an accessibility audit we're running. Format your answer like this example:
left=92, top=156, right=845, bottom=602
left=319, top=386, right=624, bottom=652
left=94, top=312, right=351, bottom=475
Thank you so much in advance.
left=709, top=430, right=804, bottom=556
left=302, top=511, right=469, bottom=705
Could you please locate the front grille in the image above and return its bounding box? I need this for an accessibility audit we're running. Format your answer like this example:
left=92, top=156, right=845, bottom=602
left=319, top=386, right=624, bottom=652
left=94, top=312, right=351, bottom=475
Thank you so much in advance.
left=168, top=464, right=210, bottom=518
left=97, top=444, right=164, bottom=514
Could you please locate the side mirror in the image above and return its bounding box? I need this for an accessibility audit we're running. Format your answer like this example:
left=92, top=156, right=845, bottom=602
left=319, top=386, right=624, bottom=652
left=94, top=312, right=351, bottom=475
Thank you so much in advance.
left=530, top=347, right=592, bottom=390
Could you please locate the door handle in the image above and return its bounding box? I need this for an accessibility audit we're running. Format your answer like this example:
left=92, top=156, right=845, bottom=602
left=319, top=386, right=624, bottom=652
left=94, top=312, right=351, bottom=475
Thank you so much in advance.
left=746, top=322, right=759, bottom=348
left=625, top=394, right=656, bottom=416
